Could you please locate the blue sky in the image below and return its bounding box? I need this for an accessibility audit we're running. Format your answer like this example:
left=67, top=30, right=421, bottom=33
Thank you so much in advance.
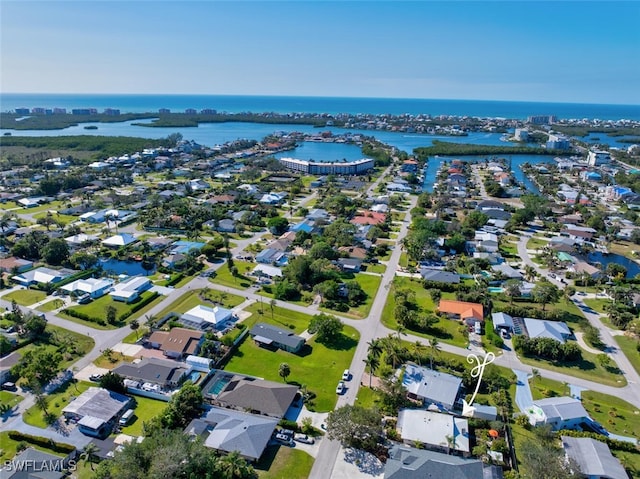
left=1, top=1, right=639, bottom=104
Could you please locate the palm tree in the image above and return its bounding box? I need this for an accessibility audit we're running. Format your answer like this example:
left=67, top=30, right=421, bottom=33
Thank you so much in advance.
left=363, top=354, right=380, bottom=388
left=269, top=299, right=276, bottom=321
left=144, top=314, right=157, bottom=332
left=278, top=363, right=291, bottom=382
left=395, top=324, right=406, bottom=339
left=384, top=336, right=402, bottom=370
left=531, top=369, right=541, bottom=385
left=412, top=340, right=426, bottom=366
left=130, top=319, right=140, bottom=339
left=367, top=338, right=384, bottom=360
left=0, top=212, right=12, bottom=236
left=217, top=450, right=253, bottom=479
left=81, top=443, right=100, bottom=471
left=523, top=265, right=537, bottom=283
left=428, top=337, right=440, bottom=370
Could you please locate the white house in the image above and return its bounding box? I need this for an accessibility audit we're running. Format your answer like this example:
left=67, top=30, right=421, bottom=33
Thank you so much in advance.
left=102, top=233, right=138, bottom=248
left=524, top=318, right=571, bottom=344
left=12, top=267, right=75, bottom=286
left=180, top=305, right=234, bottom=330
left=526, top=397, right=590, bottom=430
left=109, top=276, right=152, bottom=303
left=397, top=409, right=470, bottom=454
left=62, top=277, right=114, bottom=299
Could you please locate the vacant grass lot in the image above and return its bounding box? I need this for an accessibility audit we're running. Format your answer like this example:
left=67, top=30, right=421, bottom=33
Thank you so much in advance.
left=582, top=298, right=609, bottom=314
left=581, top=390, right=640, bottom=439
left=615, top=335, right=640, bottom=376
left=23, top=380, right=93, bottom=428
left=3, top=289, right=47, bottom=306
left=210, top=260, right=255, bottom=289
left=241, top=303, right=313, bottom=332
left=517, top=348, right=626, bottom=388
left=36, top=299, right=65, bottom=312
left=225, top=321, right=359, bottom=412
left=255, top=446, right=314, bottom=479
left=381, top=277, right=464, bottom=347
left=322, top=273, right=382, bottom=319
left=120, top=396, right=167, bottom=436
left=66, top=291, right=161, bottom=326
left=528, top=376, right=567, bottom=400
left=154, top=289, right=245, bottom=319
left=93, top=351, right=135, bottom=369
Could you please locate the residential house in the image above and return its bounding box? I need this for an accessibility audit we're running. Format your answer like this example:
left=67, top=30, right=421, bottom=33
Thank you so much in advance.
left=146, top=237, right=174, bottom=251
left=185, top=407, right=278, bottom=462
left=64, top=233, right=99, bottom=250
left=491, top=312, right=514, bottom=332
left=215, top=219, right=236, bottom=233
left=569, top=261, right=602, bottom=279
left=249, top=323, right=305, bottom=353
left=260, top=192, right=287, bottom=205
left=113, top=357, right=190, bottom=391
left=438, top=300, right=484, bottom=323
left=102, top=233, right=138, bottom=248
left=255, top=248, right=285, bottom=264
left=338, top=246, right=369, bottom=260
left=1, top=448, right=72, bottom=479
left=12, top=267, right=75, bottom=286
left=62, top=387, right=132, bottom=438
left=397, top=409, right=470, bottom=454
left=109, top=276, right=152, bottom=303
left=385, top=445, right=498, bottom=479
left=147, top=327, right=204, bottom=359
left=0, top=351, right=21, bottom=384
left=350, top=211, right=386, bottom=226
left=252, top=264, right=283, bottom=279
left=180, top=305, right=234, bottom=330
left=336, top=257, right=362, bottom=273
left=527, top=397, right=590, bottom=430
left=400, top=363, right=462, bottom=411
left=169, top=240, right=205, bottom=255
left=420, top=268, right=460, bottom=284
left=202, top=370, right=298, bottom=418
left=62, top=277, right=114, bottom=299
left=524, top=318, right=571, bottom=343
left=491, top=263, right=523, bottom=279
left=162, top=253, right=187, bottom=269
left=563, top=226, right=597, bottom=242
left=0, top=257, right=33, bottom=273
left=561, top=436, right=628, bottom=479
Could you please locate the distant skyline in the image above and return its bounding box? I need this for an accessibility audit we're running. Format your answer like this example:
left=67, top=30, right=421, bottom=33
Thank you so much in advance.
left=1, top=1, right=639, bottom=105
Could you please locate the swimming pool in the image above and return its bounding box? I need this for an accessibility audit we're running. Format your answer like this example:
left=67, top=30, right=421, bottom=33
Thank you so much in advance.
left=488, top=287, right=504, bottom=293
left=207, top=377, right=230, bottom=396
left=188, top=371, right=202, bottom=384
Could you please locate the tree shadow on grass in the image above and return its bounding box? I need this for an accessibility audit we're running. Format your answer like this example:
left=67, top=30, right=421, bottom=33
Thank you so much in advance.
left=318, top=333, right=358, bottom=351
left=426, top=327, right=453, bottom=341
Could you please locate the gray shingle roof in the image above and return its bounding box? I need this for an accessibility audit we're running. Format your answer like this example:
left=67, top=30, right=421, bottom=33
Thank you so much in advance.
left=385, top=445, right=484, bottom=479
left=561, top=436, right=628, bottom=479
left=249, top=323, right=305, bottom=350
left=401, top=363, right=462, bottom=409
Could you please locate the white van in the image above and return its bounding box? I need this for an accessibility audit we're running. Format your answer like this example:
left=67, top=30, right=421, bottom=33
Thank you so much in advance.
left=474, top=321, right=482, bottom=335
left=119, top=409, right=134, bottom=426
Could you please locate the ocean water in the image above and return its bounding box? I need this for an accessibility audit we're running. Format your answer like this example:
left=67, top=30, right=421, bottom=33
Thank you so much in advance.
left=2, top=93, right=640, bottom=120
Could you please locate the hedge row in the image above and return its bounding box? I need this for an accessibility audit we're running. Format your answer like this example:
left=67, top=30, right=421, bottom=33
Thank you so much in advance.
left=61, top=308, right=106, bottom=326
left=8, top=431, right=76, bottom=454
left=117, top=292, right=160, bottom=322
left=165, top=274, right=184, bottom=287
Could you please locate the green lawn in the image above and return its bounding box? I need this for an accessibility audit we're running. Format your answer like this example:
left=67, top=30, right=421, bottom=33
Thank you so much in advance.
left=582, top=297, right=610, bottom=314
left=241, top=302, right=314, bottom=333
left=528, top=376, right=567, bottom=400
left=322, top=273, right=382, bottom=319
left=23, top=380, right=93, bottom=428
left=154, top=289, right=245, bottom=319
left=3, top=289, right=47, bottom=306
left=381, top=277, right=466, bottom=347
left=0, top=390, right=24, bottom=409
left=33, top=211, right=77, bottom=225
left=225, top=322, right=360, bottom=412
left=36, top=299, right=65, bottom=312
left=120, top=396, right=168, bottom=436
left=363, top=263, right=386, bottom=274
left=255, top=446, right=314, bottom=479
left=93, top=351, right=135, bottom=369
left=526, top=237, right=548, bottom=250
left=615, top=335, right=640, bottom=376
left=209, top=260, right=255, bottom=289
left=581, top=390, right=640, bottom=439
left=354, top=386, right=381, bottom=410
left=517, top=348, right=626, bottom=388
left=66, top=291, right=162, bottom=326
left=0, top=431, right=67, bottom=465
left=122, top=327, right=148, bottom=344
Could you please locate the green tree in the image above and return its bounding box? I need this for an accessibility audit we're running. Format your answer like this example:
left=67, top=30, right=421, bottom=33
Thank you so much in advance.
left=267, top=216, right=289, bottom=236
left=99, top=372, right=127, bottom=394
left=308, top=313, right=344, bottom=343
left=161, top=381, right=204, bottom=429
left=41, top=238, right=69, bottom=266
left=106, top=305, right=118, bottom=324
left=13, top=347, right=62, bottom=388
left=326, top=404, right=383, bottom=453
left=278, top=362, right=291, bottom=382
left=532, top=280, right=561, bottom=313
left=130, top=319, right=140, bottom=339
left=81, top=442, right=100, bottom=471
left=24, top=313, right=47, bottom=337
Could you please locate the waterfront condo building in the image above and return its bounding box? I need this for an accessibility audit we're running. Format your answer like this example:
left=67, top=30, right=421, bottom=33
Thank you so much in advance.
left=278, top=157, right=374, bottom=175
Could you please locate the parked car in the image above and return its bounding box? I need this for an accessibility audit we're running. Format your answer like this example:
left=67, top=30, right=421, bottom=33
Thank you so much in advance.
left=2, top=382, right=17, bottom=391
left=89, top=374, right=103, bottom=382
left=342, top=369, right=351, bottom=381
left=294, top=434, right=315, bottom=444
left=336, top=381, right=346, bottom=395
left=274, top=433, right=294, bottom=446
